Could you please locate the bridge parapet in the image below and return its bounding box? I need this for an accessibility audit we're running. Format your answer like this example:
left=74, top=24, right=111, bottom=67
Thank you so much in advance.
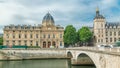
left=67, top=47, right=120, bottom=53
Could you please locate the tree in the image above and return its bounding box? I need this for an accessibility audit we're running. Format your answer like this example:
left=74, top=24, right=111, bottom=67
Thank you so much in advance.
left=78, top=27, right=93, bottom=46
left=0, top=37, right=3, bottom=45
left=64, top=25, right=77, bottom=47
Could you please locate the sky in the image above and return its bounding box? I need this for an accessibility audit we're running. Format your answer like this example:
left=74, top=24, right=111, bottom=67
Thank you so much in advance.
left=0, top=0, right=120, bottom=33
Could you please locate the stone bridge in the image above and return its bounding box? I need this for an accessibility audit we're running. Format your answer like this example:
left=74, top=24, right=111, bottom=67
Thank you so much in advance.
left=0, top=47, right=120, bottom=68
left=66, top=47, right=120, bottom=68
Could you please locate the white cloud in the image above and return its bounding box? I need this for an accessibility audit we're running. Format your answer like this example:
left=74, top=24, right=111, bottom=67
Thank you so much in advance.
left=0, top=0, right=119, bottom=34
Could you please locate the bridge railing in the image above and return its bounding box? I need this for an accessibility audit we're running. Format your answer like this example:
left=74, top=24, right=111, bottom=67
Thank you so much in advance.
left=67, top=47, right=120, bottom=53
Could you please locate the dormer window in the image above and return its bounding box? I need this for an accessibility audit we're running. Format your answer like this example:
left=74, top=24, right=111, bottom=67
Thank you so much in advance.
left=113, top=26, right=116, bottom=28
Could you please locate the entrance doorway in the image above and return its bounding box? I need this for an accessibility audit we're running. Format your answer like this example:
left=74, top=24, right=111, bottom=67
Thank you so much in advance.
left=52, top=41, right=56, bottom=47
left=48, top=41, right=51, bottom=48
left=43, top=41, right=46, bottom=48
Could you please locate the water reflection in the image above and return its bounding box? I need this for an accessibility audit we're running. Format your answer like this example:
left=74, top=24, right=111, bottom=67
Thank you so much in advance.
left=0, top=59, right=95, bottom=68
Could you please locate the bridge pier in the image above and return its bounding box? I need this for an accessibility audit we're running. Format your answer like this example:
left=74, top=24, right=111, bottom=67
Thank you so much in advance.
left=71, top=56, right=95, bottom=66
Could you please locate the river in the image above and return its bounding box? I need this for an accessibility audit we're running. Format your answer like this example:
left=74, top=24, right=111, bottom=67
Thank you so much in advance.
left=0, top=59, right=96, bottom=68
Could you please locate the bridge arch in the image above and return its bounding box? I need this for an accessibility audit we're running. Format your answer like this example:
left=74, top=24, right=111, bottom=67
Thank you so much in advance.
left=77, top=53, right=97, bottom=67
left=67, top=51, right=73, bottom=58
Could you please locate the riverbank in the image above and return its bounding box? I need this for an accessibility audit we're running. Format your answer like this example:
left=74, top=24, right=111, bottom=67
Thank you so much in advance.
left=0, top=48, right=67, bottom=60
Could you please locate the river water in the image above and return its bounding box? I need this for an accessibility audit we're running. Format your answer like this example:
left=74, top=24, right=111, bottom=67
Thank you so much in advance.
left=0, top=59, right=95, bottom=68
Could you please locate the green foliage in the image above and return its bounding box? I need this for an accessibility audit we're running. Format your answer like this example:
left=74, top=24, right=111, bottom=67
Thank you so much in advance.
left=64, top=25, right=77, bottom=47
left=0, top=37, right=3, bottom=45
left=78, top=27, right=93, bottom=43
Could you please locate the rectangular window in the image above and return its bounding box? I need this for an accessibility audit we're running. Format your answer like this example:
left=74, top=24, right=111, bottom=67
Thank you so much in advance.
left=110, top=32, right=112, bottom=36
left=48, top=34, right=50, bottom=38
left=119, top=38, right=120, bottom=41
left=101, top=39, right=103, bottom=42
left=13, top=34, right=15, bottom=39
left=19, top=34, right=21, bottom=38
left=119, top=31, right=120, bottom=36
left=60, top=34, right=62, bottom=38
left=106, top=32, right=108, bottom=36
left=19, top=40, right=21, bottom=45
left=114, top=32, right=116, bottom=36
left=25, top=34, right=27, bottom=38
left=24, top=40, right=27, bottom=46
left=60, top=41, right=62, bottom=46
left=36, top=34, right=38, bottom=38
left=98, top=30, right=100, bottom=33
left=114, top=38, right=116, bottom=42
left=6, top=40, right=9, bottom=45
left=6, top=34, right=9, bottom=38
left=110, top=38, right=112, bottom=42
left=30, top=40, right=32, bottom=46
left=53, top=34, right=55, bottom=38
left=30, top=34, right=32, bottom=38
left=12, top=41, right=15, bottom=45
left=101, top=30, right=103, bottom=33
left=43, top=34, right=46, bottom=38
left=36, top=41, right=38, bottom=46
left=98, top=39, right=100, bottom=43
left=99, top=35, right=100, bottom=37
left=106, top=38, right=108, bottom=42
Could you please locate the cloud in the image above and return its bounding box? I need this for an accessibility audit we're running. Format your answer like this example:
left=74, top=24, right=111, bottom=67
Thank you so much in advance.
left=0, top=0, right=120, bottom=33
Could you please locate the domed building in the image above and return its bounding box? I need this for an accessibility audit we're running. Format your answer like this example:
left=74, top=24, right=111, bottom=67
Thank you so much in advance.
left=3, top=13, right=64, bottom=48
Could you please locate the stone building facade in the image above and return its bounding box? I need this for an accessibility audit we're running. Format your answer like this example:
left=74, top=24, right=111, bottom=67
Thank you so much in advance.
left=3, top=13, right=64, bottom=48
left=94, top=8, right=120, bottom=46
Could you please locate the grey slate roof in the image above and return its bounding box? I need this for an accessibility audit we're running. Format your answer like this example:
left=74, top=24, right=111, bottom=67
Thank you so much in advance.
left=105, top=22, right=120, bottom=28
left=94, top=15, right=105, bottom=19
left=42, top=13, right=54, bottom=24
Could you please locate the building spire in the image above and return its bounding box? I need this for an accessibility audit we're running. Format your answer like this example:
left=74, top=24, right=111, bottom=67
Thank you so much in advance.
left=96, top=7, right=99, bottom=12
left=96, top=7, right=99, bottom=16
